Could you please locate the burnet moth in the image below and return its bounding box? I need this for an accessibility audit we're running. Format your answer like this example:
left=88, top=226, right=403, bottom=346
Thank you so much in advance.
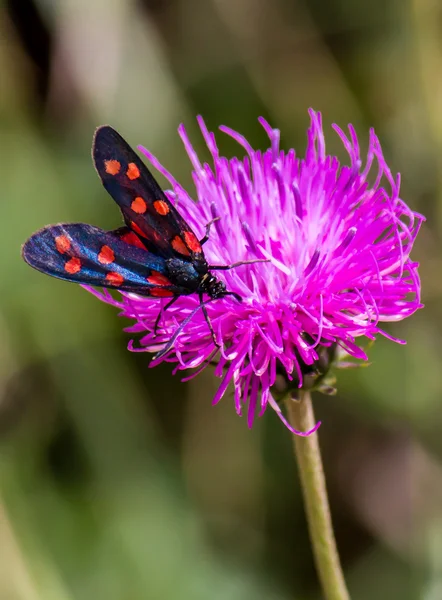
left=22, top=126, right=264, bottom=357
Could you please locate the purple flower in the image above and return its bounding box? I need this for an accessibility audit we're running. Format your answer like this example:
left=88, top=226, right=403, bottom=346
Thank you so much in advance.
left=88, top=109, right=424, bottom=435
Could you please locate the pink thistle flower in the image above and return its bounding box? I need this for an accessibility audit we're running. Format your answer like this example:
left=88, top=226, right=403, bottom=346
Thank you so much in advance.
left=88, top=109, right=424, bottom=435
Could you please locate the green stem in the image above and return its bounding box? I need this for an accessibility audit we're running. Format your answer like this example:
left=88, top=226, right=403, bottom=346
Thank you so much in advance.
left=285, top=391, right=350, bottom=600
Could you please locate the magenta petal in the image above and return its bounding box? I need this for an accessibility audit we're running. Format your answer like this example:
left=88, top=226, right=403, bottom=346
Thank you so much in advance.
left=268, top=395, right=321, bottom=436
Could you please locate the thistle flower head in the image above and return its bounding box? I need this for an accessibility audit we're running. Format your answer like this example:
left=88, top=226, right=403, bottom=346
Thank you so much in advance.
left=89, top=110, right=424, bottom=435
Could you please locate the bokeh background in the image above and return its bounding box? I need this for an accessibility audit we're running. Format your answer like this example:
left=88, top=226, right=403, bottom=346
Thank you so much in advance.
left=1, top=0, right=440, bottom=598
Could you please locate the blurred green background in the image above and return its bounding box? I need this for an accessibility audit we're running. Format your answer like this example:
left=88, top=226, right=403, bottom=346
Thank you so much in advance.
left=1, top=0, right=440, bottom=598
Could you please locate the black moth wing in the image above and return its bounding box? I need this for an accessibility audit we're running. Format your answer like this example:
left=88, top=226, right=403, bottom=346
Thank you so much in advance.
left=93, top=126, right=205, bottom=262
left=22, top=223, right=183, bottom=297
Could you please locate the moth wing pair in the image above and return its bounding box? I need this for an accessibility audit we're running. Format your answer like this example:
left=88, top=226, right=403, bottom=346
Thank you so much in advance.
left=22, top=126, right=204, bottom=297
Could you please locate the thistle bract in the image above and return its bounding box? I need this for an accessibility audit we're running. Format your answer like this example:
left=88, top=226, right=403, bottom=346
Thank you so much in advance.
left=88, top=110, right=424, bottom=435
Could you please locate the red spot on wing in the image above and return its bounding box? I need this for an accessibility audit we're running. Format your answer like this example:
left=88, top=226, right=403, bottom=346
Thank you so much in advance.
left=120, top=231, right=147, bottom=249
left=55, top=235, right=71, bottom=254
left=130, top=221, right=145, bottom=237
left=147, top=271, right=171, bottom=286
left=150, top=288, right=174, bottom=297
left=172, top=235, right=190, bottom=256
left=153, top=200, right=170, bottom=215
left=131, top=197, right=147, bottom=214
left=106, top=272, right=124, bottom=286
left=126, top=163, right=140, bottom=180
left=148, top=228, right=164, bottom=243
left=65, top=257, right=81, bottom=274
left=104, top=160, right=121, bottom=175
left=184, top=231, right=202, bottom=253
left=129, top=220, right=163, bottom=245
left=98, top=245, right=115, bottom=265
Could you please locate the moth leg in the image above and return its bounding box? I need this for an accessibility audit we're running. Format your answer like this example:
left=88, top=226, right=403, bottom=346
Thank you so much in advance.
left=199, top=217, right=221, bottom=246
left=209, top=258, right=269, bottom=270
left=223, top=290, right=242, bottom=302
left=199, top=292, right=220, bottom=348
left=153, top=299, right=212, bottom=360
left=153, top=296, right=179, bottom=335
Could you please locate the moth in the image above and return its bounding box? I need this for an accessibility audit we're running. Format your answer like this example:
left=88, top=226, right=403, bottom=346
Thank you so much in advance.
left=22, top=126, right=262, bottom=356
